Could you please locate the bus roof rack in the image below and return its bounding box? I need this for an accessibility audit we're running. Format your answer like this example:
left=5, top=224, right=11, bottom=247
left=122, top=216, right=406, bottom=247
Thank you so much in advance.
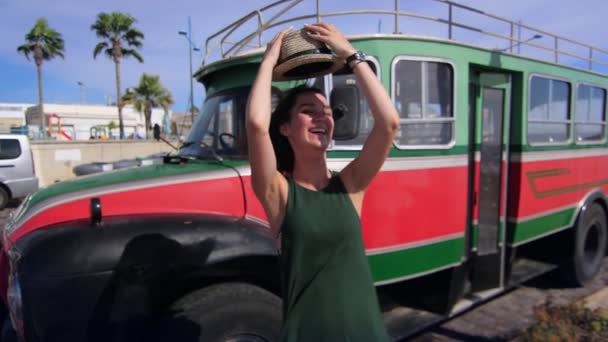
left=201, top=0, right=608, bottom=75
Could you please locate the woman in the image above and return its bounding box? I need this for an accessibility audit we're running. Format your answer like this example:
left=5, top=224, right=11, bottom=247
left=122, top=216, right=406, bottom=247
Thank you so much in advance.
left=246, top=23, right=399, bottom=341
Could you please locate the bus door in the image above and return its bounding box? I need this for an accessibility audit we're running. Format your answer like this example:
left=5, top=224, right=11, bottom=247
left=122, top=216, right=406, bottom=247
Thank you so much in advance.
left=469, top=71, right=512, bottom=291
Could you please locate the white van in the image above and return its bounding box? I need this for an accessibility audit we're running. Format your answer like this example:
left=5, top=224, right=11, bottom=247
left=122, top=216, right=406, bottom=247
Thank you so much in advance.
left=0, top=134, right=38, bottom=209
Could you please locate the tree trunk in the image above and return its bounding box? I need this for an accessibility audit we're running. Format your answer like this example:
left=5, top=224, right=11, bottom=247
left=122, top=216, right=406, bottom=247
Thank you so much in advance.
left=36, top=63, right=45, bottom=138
left=114, top=59, right=124, bottom=139
left=35, top=45, right=45, bottom=138
left=145, top=103, right=151, bottom=139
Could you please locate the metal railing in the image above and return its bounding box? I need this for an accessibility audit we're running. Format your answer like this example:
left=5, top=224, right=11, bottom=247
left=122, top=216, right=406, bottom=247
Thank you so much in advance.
left=202, top=0, right=608, bottom=74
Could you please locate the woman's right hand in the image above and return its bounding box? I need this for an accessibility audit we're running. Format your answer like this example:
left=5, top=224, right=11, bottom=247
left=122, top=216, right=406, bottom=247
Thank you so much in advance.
left=262, top=28, right=292, bottom=67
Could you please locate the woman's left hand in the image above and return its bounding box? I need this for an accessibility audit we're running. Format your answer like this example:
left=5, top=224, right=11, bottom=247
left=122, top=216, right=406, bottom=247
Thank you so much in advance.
left=262, top=27, right=292, bottom=67
left=304, top=23, right=356, bottom=61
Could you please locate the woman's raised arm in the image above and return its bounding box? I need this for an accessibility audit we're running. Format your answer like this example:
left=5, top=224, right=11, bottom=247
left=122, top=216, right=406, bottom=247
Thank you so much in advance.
left=246, top=29, right=291, bottom=235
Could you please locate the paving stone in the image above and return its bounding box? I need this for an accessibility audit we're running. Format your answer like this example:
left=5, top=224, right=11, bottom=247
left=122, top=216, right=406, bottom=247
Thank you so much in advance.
left=411, top=260, right=608, bottom=341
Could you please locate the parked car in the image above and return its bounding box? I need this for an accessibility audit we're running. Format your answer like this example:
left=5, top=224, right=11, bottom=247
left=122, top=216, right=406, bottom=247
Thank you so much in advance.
left=0, top=134, right=38, bottom=209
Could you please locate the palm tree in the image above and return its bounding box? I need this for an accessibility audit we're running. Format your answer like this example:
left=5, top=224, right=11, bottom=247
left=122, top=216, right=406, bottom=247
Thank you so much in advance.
left=122, top=73, right=174, bottom=139
left=91, top=12, right=144, bottom=139
left=17, top=18, right=65, bottom=137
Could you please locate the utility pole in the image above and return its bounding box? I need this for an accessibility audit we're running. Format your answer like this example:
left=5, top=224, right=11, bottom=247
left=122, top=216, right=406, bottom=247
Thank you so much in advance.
left=179, top=17, right=200, bottom=126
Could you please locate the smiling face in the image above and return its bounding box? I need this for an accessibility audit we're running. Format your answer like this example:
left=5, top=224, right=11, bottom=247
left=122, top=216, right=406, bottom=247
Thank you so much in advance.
left=280, top=91, right=335, bottom=152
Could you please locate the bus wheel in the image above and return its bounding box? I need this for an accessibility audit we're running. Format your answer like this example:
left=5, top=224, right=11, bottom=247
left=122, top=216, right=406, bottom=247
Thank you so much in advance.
left=568, top=203, right=607, bottom=286
left=155, top=282, right=282, bottom=342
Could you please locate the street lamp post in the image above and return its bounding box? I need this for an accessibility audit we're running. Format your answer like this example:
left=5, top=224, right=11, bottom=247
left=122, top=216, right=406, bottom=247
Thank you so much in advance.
left=500, top=34, right=543, bottom=53
left=179, top=17, right=201, bottom=126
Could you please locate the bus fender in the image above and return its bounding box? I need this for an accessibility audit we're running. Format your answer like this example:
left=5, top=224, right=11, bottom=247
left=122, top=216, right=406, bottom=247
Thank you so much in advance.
left=13, top=213, right=278, bottom=280
left=12, top=214, right=278, bottom=342
left=575, top=190, right=608, bottom=224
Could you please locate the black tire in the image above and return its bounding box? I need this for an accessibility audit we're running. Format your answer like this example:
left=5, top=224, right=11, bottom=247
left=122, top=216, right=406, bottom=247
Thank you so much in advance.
left=566, top=203, right=607, bottom=286
left=0, top=187, right=8, bottom=210
left=155, top=282, right=282, bottom=342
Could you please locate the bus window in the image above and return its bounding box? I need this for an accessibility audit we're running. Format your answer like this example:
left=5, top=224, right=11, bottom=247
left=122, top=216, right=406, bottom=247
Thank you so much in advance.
left=331, top=60, right=378, bottom=148
left=392, top=59, right=454, bottom=147
left=527, top=76, right=571, bottom=145
left=575, top=84, right=606, bottom=143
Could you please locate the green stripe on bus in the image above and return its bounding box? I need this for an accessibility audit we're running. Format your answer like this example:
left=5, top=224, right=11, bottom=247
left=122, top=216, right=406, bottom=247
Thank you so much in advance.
left=368, top=237, right=464, bottom=282
left=508, top=207, right=576, bottom=244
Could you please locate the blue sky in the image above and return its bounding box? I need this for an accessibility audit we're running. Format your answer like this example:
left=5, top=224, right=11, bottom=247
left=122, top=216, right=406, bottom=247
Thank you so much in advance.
left=1, top=0, right=606, bottom=113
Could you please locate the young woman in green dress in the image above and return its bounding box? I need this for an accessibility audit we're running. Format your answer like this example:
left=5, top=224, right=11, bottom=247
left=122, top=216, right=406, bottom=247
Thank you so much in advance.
left=246, top=23, right=400, bottom=341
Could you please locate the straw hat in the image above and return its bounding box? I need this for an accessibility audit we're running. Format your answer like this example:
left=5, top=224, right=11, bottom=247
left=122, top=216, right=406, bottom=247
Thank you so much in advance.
left=272, top=29, right=344, bottom=81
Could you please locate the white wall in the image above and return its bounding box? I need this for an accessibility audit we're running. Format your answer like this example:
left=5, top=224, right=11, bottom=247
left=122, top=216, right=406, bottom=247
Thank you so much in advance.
left=23, top=103, right=172, bottom=140
left=0, top=103, right=33, bottom=133
left=31, top=140, right=176, bottom=187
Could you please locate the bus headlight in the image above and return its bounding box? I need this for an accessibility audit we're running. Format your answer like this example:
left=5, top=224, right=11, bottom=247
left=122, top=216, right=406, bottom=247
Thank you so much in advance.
left=7, top=272, right=24, bottom=339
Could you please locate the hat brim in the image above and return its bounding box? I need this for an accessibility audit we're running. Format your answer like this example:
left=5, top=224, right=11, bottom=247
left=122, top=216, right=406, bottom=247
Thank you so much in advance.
left=272, top=53, right=344, bottom=82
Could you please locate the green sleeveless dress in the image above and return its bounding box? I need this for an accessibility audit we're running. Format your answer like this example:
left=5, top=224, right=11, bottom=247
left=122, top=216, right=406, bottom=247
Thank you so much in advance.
left=279, top=173, right=389, bottom=341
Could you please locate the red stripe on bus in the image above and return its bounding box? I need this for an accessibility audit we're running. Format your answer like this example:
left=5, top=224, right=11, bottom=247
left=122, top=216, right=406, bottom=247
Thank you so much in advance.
left=7, top=177, right=244, bottom=246
left=242, top=167, right=469, bottom=250
left=360, top=168, right=468, bottom=249
left=509, top=155, right=608, bottom=218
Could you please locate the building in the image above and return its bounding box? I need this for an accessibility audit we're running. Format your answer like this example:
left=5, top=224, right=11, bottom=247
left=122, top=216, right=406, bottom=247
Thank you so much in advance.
left=0, top=103, right=34, bottom=134
left=170, top=111, right=199, bottom=139
left=22, top=103, right=172, bottom=140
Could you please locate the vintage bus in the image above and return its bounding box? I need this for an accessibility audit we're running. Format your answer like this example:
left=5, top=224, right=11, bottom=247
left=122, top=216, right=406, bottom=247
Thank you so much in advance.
left=2, top=0, right=607, bottom=340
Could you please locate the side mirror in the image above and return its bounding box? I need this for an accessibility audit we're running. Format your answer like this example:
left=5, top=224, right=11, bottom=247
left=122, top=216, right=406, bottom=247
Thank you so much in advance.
left=330, top=85, right=360, bottom=140
left=152, top=123, right=178, bottom=151
left=153, top=124, right=161, bottom=140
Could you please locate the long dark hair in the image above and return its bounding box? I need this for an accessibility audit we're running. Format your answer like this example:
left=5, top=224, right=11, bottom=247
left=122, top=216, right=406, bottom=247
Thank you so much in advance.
left=269, top=86, right=324, bottom=175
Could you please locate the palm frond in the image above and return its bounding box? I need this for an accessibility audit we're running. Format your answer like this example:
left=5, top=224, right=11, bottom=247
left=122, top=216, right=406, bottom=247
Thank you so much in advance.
left=92, top=11, right=144, bottom=63
left=16, top=44, right=34, bottom=60
left=134, top=100, right=145, bottom=113
left=19, top=17, right=65, bottom=62
left=123, top=29, right=144, bottom=45
left=92, top=42, right=108, bottom=58
left=124, top=73, right=174, bottom=113
left=43, top=44, right=65, bottom=60
left=123, top=49, right=144, bottom=63
left=91, top=13, right=113, bottom=38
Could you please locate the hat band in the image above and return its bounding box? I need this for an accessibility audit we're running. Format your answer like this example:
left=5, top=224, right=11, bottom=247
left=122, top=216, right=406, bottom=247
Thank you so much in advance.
left=278, top=48, right=333, bottom=65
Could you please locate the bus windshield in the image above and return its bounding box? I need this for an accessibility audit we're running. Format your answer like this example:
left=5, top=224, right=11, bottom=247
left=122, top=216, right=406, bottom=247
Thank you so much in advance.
left=178, top=89, right=247, bottom=160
